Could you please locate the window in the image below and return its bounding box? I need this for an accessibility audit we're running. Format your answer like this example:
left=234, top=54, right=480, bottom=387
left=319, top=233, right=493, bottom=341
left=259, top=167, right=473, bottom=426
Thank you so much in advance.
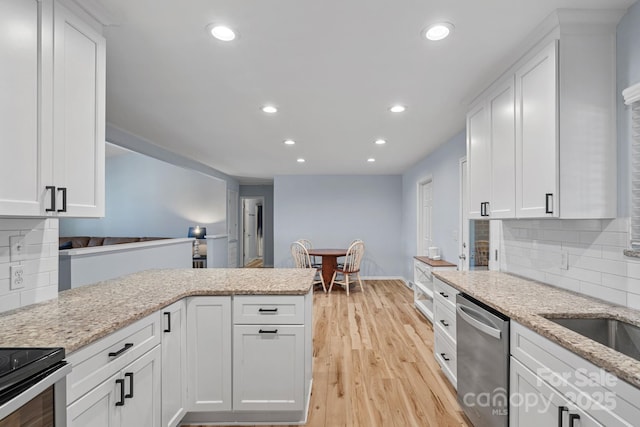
left=624, top=82, right=640, bottom=247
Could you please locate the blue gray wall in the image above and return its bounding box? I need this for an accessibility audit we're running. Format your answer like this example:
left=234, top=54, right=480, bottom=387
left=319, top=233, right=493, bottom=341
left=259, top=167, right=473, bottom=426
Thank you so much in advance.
left=60, top=149, right=227, bottom=238
left=401, top=131, right=466, bottom=279
left=239, top=185, right=274, bottom=267
left=273, top=175, right=403, bottom=276
left=617, top=1, right=640, bottom=217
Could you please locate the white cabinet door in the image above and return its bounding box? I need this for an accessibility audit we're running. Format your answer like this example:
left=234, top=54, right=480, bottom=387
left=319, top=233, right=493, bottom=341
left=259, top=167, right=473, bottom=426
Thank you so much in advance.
left=515, top=41, right=559, bottom=218
left=53, top=3, right=105, bottom=217
left=186, top=297, right=232, bottom=412
left=161, top=301, right=186, bottom=427
left=67, top=372, right=121, bottom=427
left=466, top=103, right=490, bottom=219
left=120, top=346, right=162, bottom=427
left=510, top=357, right=602, bottom=427
left=0, top=0, right=52, bottom=216
left=233, top=325, right=305, bottom=411
left=489, top=78, right=516, bottom=218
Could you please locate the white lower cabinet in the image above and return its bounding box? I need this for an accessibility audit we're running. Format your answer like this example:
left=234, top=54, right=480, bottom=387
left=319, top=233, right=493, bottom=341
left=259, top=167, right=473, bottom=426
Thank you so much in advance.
left=233, top=325, right=305, bottom=411
left=161, top=300, right=187, bottom=427
left=510, top=322, right=639, bottom=427
left=510, top=357, right=601, bottom=427
left=68, top=346, right=161, bottom=427
left=185, top=296, right=232, bottom=412
left=433, top=278, right=459, bottom=388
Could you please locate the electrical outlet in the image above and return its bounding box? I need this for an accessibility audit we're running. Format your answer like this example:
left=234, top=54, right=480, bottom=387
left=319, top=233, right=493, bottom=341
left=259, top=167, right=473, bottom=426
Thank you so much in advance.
left=10, top=265, right=25, bottom=290
left=10, top=235, right=26, bottom=262
left=560, top=251, right=569, bottom=270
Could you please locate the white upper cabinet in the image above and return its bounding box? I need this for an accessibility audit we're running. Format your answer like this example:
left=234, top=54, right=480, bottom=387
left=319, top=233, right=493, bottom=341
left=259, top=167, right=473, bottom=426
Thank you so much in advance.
left=466, top=103, right=490, bottom=219
left=0, top=0, right=53, bottom=216
left=467, top=9, right=621, bottom=219
left=53, top=2, right=106, bottom=217
left=467, top=77, right=516, bottom=219
left=515, top=41, right=559, bottom=218
left=0, top=0, right=105, bottom=218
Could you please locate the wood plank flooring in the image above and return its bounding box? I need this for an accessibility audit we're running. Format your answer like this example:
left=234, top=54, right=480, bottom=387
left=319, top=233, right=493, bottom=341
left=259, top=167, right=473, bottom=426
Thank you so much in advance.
left=188, top=280, right=471, bottom=427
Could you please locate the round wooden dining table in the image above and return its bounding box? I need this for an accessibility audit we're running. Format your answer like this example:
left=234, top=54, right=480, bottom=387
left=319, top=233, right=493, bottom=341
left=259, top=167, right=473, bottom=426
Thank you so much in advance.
left=307, top=248, right=347, bottom=287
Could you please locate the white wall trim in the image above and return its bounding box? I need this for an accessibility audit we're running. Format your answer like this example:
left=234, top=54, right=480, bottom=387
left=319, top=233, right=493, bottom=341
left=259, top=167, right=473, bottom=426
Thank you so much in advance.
left=623, top=81, right=640, bottom=105
left=416, top=174, right=434, bottom=256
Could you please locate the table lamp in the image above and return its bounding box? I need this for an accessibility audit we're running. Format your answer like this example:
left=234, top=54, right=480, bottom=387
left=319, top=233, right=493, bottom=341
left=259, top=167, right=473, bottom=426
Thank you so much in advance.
left=188, top=226, right=207, bottom=258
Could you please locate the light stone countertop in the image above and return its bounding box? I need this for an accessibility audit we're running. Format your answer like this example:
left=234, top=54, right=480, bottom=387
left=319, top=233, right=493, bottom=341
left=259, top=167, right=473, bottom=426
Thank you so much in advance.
left=434, top=270, right=640, bottom=389
left=0, top=268, right=315, bottom=354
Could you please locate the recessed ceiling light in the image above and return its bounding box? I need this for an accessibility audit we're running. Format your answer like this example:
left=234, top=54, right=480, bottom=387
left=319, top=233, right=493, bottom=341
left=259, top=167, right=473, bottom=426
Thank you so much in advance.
left=374, top=139, right=387, bottom=145
left=297, top=158, right=305, bottom=163
left=284, top=139, right=296, bottom=145
left=367, top=158, right=376, bottom=163
left=390, top=105, right=406, bottom=113
left=207, top=24, right=236, bottom=41
left=262, top=105, right=277, bottom=114
left=424, top=22, right=454, bottom=41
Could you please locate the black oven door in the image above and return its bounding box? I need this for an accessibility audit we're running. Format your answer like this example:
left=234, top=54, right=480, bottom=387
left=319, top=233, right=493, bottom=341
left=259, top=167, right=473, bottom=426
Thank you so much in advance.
left=0, top=362, right=71, bottom=426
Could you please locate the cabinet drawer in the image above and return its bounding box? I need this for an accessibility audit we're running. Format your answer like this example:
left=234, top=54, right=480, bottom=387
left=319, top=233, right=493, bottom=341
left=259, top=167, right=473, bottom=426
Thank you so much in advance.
left=434, top=278, right=458, bottom=312
left=67, top=312, right=161, bottom=405
left=233, top=295, right=304, bottom=325
left=433, top=301, right=456, bottom=342
left=434, top=326, right=457, bottom=387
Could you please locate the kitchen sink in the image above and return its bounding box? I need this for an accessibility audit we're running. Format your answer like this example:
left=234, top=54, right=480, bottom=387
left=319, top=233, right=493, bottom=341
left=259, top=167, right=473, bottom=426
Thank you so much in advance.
left=544, top=316, right=640, bottom=362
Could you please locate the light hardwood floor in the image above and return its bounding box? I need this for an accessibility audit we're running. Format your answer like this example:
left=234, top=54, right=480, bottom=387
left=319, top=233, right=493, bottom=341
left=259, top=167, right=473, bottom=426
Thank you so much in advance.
left=189, top=280, right=472, bottom=427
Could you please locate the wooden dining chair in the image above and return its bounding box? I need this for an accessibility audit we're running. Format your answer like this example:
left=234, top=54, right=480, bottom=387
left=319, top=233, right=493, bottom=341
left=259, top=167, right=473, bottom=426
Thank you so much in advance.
left=290, top=241, right=326, bottom=293
left=297, top=239, right=320, bottom=268
left=329, top=240, right=365, bottom=296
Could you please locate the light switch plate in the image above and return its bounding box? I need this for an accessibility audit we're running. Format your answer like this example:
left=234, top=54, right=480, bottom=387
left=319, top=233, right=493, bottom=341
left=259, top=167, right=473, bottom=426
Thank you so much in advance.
left=10, top=235, right=26, bottom=262
left=10, top=265, right=25, bottom=290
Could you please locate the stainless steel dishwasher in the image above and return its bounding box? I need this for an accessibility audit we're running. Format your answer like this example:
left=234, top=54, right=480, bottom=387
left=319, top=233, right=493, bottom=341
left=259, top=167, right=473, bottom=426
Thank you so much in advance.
left=456, top=293, right=510, bottom=427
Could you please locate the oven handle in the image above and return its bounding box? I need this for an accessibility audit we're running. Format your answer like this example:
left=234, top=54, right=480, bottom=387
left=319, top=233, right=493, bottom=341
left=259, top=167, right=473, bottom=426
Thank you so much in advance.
left=0, top=362, right=71, bottom=421
left=456, top=304, right=502, bottom=339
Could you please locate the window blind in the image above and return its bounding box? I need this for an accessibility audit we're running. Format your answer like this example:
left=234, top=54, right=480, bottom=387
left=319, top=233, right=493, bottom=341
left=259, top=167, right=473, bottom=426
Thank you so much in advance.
left=624, top=82, right=640, bottom=247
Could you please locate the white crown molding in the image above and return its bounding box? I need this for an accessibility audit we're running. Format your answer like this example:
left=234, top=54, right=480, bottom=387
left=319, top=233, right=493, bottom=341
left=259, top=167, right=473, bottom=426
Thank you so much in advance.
left=69, top=0, right=121, bottom=26
left=623, top=82, right=640, bottom=105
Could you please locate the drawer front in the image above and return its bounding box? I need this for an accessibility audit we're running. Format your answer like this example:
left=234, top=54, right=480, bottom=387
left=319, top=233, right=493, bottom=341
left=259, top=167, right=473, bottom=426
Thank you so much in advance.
left=67, top=312, right=161, bottom=405
left=433, top=300, right=456, bottom=342
left=434, top=278, right=458, bottom=312
left=233, top=295, right=305, bottom=325
left=434, top=326, right=457, bottom=387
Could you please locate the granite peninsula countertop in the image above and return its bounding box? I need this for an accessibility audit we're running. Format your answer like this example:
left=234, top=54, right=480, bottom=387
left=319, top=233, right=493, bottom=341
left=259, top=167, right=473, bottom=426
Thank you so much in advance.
left=0, top=268, right=315, bottom=354
left=434, top=270, right=640, bottom=389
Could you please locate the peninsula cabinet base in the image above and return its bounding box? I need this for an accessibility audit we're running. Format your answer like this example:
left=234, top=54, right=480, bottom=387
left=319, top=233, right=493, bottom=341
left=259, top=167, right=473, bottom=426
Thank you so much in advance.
left=180, top=382, right=312, bottom=426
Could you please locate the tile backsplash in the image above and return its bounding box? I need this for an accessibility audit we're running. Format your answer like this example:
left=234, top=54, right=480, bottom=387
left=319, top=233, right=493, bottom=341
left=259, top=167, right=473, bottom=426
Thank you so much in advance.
left=0, top=218, right=59, bottom=313
left=500, top=218, right=640, bottom=310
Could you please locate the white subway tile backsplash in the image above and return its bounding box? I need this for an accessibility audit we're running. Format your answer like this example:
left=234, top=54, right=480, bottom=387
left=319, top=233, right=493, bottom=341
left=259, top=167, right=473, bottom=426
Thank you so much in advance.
left=501, top=218, right=639, bottom=310
left=0, top=218, right=58, bottom=313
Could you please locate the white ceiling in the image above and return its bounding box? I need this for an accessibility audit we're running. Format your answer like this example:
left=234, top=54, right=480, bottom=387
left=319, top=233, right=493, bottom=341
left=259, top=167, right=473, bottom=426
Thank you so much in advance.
left=96, top=0, right=635, bottom=182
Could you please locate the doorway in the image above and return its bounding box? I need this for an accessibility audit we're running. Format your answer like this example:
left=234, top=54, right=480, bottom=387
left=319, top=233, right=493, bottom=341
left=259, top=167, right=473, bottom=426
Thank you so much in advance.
left=241, top=197, right=264, bottom=267
left=417, top=176, right=433, bottom=256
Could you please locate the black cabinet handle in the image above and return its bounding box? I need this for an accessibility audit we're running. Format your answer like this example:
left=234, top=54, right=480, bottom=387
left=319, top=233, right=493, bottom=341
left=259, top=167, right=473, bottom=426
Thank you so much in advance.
left=124, top=372, right=134, bottom=399
left=45, top=186, right=56, bottom=212
left=558, top=406, right=568, bottom=427
left=545, top=193, right=554, bottom=214
left=57, top=187, right=67, bottom=213
left=569, top=413, right=580, bottom=426
left=258, top=308, right=278, bottom=313
left=440, top=352, right=450, bottom=361
left=439, top=292, right=449, bottom=298
left=440, top=319, right=449, bottom=327
left=115, top=379, right=125, bottom=406
left=108, top=343, right=133, bottom=358
left=164, top=312, right=171, bottom=333
left=259, top=329, right=278, bottom=334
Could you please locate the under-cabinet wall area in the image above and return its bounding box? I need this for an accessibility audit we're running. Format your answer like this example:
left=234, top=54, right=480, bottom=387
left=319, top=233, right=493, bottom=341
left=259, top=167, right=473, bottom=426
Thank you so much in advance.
left=0, top=218, right=59, bottom=312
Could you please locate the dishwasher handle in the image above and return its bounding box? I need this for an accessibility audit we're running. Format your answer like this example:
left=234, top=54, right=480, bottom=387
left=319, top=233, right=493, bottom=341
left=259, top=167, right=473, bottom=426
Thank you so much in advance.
left=456, top=304, right=502, bottom=340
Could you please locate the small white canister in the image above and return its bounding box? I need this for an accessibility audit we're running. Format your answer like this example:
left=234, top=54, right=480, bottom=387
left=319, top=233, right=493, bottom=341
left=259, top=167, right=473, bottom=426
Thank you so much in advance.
left=428, top=247, right=440, bottom=259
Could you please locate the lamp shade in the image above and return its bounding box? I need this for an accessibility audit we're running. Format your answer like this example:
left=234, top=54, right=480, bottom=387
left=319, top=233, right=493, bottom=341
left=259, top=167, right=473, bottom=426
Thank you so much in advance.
left=188, top=226, right=207, bottom=239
